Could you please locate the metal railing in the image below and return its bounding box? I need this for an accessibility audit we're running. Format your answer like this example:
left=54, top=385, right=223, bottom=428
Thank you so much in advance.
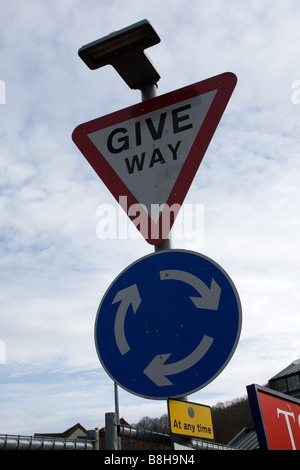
left=119, top=423, right=170, bottom=450
left=0, top=434, right=95, bottom=450
left=117, top=422, right=237, bottom=451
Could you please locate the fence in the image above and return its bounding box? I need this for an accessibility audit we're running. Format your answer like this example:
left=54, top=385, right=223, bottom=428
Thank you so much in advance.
left=0, top=432, right=97, bottom=450
left=118, top=424, right=237, bottom=450
left=118, top=423, right=170, bottom=450
left=0, top=415, right=237, bottom=450
left=104, top=412, right=236, bottom=451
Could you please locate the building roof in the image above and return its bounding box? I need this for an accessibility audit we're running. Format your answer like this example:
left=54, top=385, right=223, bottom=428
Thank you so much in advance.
left=227, top=427, right=259, bottom=450
left=34, top=423, right=87, bottom=439
left=269, top=359, right=300, bottom=380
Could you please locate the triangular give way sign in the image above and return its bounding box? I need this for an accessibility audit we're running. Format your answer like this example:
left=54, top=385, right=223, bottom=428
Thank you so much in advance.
left=72, top=72, right=237, bottom=245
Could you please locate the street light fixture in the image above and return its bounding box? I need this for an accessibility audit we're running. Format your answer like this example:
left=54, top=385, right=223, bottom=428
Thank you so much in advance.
left=78, top=19, right=161, bottom=91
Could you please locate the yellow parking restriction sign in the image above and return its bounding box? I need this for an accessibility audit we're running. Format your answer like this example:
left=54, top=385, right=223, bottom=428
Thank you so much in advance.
left=168, top=398, right=214, bottom=439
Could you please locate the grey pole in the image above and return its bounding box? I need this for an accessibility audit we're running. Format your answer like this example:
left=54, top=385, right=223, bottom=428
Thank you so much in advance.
left=140, top=82, right=172, bottom=252
left=140, top=83, right=190, bottom=444
left=114, top=382, right=121, bottom=449
left=87, top=429, right=100, bottom=450
left=141, top=82, right=157, bottom=101
left=105, top=412, right=119, bottom=450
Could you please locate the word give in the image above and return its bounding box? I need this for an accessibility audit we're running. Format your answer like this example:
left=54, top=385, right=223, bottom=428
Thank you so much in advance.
left=106, top=104, right=193, bottom=174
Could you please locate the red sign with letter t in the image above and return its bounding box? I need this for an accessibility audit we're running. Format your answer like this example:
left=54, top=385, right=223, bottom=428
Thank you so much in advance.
left=247, top=384, right=300, bottom=450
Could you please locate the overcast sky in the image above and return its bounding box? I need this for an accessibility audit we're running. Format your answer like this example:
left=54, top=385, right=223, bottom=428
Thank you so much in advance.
left=1, top=0, right=300, bottom=436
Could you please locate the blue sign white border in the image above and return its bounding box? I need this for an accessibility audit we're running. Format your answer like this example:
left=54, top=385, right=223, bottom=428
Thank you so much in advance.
left=94, top=249, right=242, bottom=400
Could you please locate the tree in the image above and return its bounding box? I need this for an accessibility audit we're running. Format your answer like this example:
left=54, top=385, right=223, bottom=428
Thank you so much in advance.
left=133, top=414, right=170, bottom=434
left=211, top=396, right=253, bottom=444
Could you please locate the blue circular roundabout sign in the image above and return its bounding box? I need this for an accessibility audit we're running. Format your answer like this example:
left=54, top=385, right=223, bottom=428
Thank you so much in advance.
left=95, top=249, right=242, bottom=399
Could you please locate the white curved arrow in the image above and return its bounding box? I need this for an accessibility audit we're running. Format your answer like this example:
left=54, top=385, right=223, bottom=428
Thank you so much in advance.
left=160, top=270, right=221, bottom=310
left=112, top=284, right=141, bottom=355
left=143, top=335, right=214, bottom=386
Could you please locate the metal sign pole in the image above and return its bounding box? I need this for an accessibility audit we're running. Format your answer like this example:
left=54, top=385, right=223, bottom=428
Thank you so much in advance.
left=113, top=82, right=170, bottom=449
left=114, top=381, right=121, bottom=449
left=140, top=82, right=173, bottom=252
left=112, top=83, right=167, bottom=451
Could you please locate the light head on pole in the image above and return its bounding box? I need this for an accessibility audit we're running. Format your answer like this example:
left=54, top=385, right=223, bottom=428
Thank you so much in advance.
left=78, top=19, right=161, bottom=90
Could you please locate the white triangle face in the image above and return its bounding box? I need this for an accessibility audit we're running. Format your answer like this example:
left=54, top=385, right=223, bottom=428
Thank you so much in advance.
left=72, top=73, right=237, bottom=244
left=88, top=91, right=217, bottom=223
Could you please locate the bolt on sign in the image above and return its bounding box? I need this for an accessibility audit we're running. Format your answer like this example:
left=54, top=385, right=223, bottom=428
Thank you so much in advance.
left=247, top=384, right=300, bottom=450
left=168, top=398, right=214, bottom=440
left=72, top=72, right=237, bottom=244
